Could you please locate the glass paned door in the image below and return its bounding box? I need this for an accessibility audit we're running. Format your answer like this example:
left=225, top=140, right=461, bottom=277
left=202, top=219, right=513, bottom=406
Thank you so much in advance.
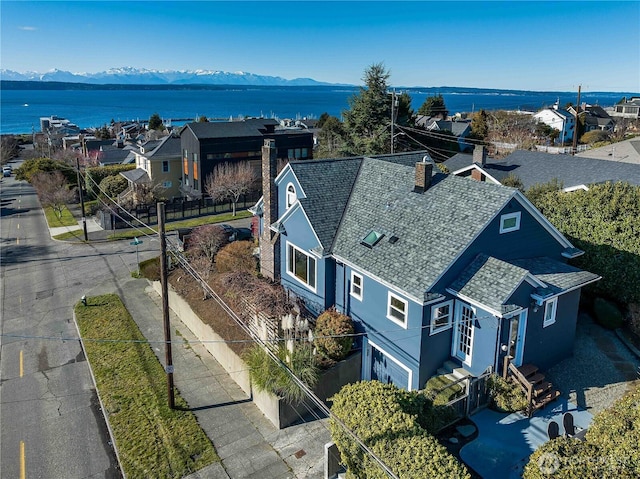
left=455, top=303, right=475, bottom=365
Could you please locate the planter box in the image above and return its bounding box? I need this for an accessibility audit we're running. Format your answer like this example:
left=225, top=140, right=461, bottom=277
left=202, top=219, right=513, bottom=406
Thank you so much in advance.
left=153, top=281, right=362, bottom=429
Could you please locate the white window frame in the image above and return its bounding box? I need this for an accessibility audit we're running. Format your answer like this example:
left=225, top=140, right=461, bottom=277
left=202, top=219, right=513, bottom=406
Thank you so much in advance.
left=543, top=297, right=558, bottom=327
left=350, top=271, right=363, bottom=301
left=429, top=300, right=453, bottom=335
left=387, top=291, right=408, bottom=328
left=499, top=211, right=521, bottom=234
left=286, top=242, right=317, bottom=292
left=286, top=183, right=296, bottom=209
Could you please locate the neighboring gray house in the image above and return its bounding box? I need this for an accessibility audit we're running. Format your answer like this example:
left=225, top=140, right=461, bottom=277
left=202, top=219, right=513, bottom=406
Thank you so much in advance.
left=444, top=147, right=640, bottom=191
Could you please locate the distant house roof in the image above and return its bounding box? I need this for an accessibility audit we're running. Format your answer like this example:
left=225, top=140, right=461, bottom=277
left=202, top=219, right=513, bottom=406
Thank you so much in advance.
left=120, top=168, right=150, bottom=184
left=444, top=149, right=640, bottom=189
left=180, top=118, right=281, bottom=139
left=427, top=120, right=471, bottom=137
left=98, top=146, right=136, bottom=165
left=139, top=135, right=181, bottom=158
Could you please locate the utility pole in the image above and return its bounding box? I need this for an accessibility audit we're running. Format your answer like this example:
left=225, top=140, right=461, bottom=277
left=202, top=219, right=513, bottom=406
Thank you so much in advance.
left=390, top=89, right=396, bottom=154
left=158, top=202, right=175, bottom=409
left=571, top=85, right=581, bottom=155
left=75, top=157, right=88, bottom=241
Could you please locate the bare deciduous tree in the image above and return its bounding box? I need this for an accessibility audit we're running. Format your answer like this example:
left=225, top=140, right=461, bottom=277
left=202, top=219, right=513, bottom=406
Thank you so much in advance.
left=205, top=161, right=258, bottom=216
left=31, top=171, right=77, bottom=219
left=187, top=224, right=229, bottom=264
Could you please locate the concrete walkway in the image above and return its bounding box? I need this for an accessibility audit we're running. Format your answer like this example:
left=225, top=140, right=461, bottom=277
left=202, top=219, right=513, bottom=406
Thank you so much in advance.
left=88, top=277, right=329, bottom=479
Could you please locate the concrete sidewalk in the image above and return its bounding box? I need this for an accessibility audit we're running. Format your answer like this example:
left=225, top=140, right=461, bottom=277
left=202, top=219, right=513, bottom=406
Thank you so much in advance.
left=88, top=277, right=329, bottom=479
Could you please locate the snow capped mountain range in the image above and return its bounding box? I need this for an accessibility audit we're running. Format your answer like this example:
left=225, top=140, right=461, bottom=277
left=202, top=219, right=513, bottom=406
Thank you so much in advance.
left=0, top=67, right=331, bottom=86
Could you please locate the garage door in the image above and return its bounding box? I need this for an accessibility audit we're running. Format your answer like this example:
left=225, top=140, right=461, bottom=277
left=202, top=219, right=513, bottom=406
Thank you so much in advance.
left=369, top=341, right=411, bottom=390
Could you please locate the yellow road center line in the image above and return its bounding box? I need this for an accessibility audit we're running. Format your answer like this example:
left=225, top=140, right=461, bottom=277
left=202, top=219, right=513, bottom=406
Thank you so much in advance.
left=16, top=238, right=20, bottom=245
left=20, top=440, right=26, bottom=479
left=17, top=224, right=20, bottom=229
left=20, top=350, right=24, bottom=378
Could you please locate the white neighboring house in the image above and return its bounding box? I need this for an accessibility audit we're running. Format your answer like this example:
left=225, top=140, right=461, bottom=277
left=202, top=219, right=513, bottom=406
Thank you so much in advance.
left=533, top=108, right=576, bottom=144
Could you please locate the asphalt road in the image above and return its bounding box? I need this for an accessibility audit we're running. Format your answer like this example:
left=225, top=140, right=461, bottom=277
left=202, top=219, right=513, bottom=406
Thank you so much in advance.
left=0, top=164, right=159, bottom=478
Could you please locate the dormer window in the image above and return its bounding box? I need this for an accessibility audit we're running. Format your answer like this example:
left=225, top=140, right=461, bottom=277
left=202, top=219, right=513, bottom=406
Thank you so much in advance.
left=499, top=212, right=521, bottom=234
left=286, top=183, right=296, bottom=209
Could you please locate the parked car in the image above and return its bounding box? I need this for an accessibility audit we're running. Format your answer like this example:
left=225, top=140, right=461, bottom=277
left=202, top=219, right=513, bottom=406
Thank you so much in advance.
left=219, top=224, right=253, bottom=242
left=3, top=166, right=12, bottom=177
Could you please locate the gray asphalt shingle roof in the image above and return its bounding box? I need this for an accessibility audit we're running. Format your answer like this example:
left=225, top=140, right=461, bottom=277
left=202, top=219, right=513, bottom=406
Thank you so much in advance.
left=448, top=254, right=529, bottom=314
left=183, top=119, right=279, bottom=139
left=120, top=168, right=150, bottom=183
left=292, top=158, right=362, bottom=252
left=330, top=158, right=516, bottom=301
left=510, top=257, right=600, bottom=296
left=444, top=149, right=640, bottom=189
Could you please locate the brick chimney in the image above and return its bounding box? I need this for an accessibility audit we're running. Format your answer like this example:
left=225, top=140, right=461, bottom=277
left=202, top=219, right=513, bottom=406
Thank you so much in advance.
left=259, top=139, right=280, bottom=281
left=414, top=161, right=433, bottom=193
left=473, top=145, right=487, bottom=166
left=471, top=145, right=487, bottom=181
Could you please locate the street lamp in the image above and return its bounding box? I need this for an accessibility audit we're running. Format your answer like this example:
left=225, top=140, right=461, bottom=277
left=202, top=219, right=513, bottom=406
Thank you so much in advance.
left=130, top=237, right=143, bottom=276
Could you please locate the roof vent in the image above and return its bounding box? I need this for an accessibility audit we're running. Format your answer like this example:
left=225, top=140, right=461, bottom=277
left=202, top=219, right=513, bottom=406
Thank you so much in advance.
left=388, top=235, right=399, bottom=244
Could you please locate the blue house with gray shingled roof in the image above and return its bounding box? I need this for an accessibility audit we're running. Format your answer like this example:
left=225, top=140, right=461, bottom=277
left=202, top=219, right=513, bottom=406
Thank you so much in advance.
left=253, top=140, right=600, bottom=392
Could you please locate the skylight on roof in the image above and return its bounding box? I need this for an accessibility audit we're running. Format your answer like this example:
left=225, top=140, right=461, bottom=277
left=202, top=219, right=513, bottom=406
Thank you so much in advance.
left=361, top=230, right=384, bottom=248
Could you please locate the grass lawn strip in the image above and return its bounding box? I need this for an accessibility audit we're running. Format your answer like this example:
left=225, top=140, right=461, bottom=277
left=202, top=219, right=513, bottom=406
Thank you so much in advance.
left=107, top=210, right=253, bottom=241
left=44, top=205, right=77, bottom=227
left=75, top=294, right=219, bottom=478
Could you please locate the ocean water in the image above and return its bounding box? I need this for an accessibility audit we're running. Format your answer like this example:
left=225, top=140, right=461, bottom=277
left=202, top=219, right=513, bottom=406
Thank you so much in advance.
left=0, top=85, right=632, bottom=134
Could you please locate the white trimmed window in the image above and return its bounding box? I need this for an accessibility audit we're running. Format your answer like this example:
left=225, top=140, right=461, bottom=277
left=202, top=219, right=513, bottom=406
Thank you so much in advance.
left=387, top=292, right=408, bottom=327
left=350, top=272, right=363, bottom=300
left=286, top=183, right=296, bottom=209
left=543, top=297, right=557, bottom=327
left=500, top=211, right=521, bottom=233
left=286, top=243, right=316, bottom=290
left=162, top=181, right=172, bottom=188
left=430, top=301, right=453, bottom=335
left=162, top=160, right=169, bottom=173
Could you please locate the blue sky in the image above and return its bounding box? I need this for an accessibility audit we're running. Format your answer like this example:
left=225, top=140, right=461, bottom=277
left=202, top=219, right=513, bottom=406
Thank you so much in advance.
left=1, top=1, right=639, bottom=92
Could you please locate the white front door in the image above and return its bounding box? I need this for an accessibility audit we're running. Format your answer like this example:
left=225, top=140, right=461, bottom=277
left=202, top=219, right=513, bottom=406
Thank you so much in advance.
left=454, top=303, right=475, bottom=366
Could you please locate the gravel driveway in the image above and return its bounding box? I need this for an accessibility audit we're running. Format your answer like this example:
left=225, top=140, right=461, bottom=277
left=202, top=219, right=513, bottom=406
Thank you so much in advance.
left=546, top=312, right=640, bottom=415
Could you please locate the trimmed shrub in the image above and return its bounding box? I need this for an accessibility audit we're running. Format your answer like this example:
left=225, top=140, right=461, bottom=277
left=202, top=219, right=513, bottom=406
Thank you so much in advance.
left=314, top=309, right=354, bottom=361
left=488, top=374, right=528, bottom=413
left=329, top=381, right=470, bottom=479
left=528, top=182, right=640, bottom=303
left=85, top=164, right=135, bottom=199
left=98, top=174, right=128, bottom=198
left=593, top=297, right=624, bottom=329
left=215, top=240, right=257, bottom=274
left=524, top=437, right=598, bottom=478
left=424, top=375, right=465, bottom=405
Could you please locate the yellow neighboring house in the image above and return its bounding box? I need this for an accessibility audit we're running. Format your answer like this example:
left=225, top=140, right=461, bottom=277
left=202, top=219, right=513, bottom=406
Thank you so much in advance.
left=123, top=133, right=183, bottom=200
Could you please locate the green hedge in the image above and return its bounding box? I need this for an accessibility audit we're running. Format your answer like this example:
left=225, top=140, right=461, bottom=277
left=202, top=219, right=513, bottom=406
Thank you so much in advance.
left=314, top=309, right=354, bottom=361
left=527, top=182, right=640, bottom=303
left=86, top=164, right=135, bottom=198
left=593, top=297, right=624, bottom=329
left=14, top=157, right=76, bottom=185
left=329, top=381, right=470, bottom=479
